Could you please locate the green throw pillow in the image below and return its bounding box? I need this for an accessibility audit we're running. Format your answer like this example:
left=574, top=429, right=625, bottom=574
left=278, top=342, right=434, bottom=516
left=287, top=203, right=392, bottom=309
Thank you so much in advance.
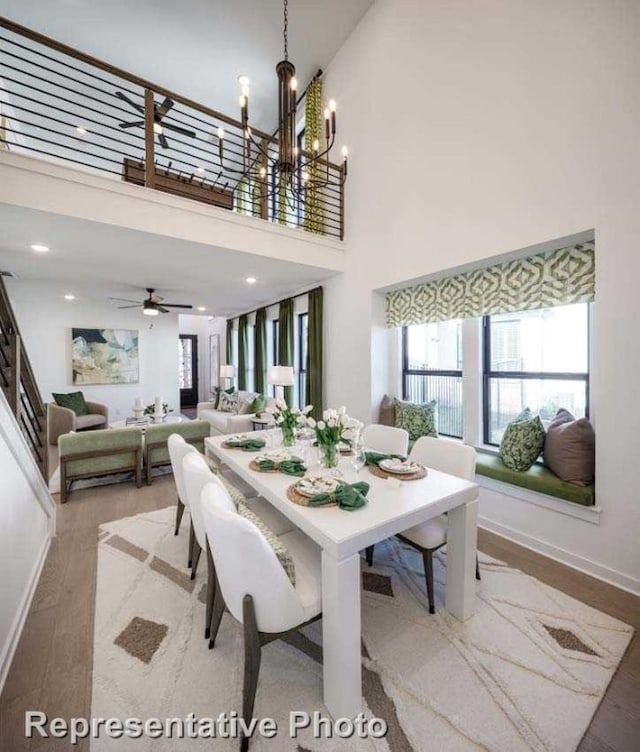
left=499, top=408, right=545, bottom=471
left=249, top=394, right=266, bottom=414
left=52, top=391, right=89, bottom=416
left=394, top=399, right=438, bottom=442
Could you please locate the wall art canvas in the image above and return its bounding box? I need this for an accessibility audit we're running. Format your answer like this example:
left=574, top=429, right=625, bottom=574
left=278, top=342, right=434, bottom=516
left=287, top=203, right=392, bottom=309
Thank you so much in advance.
left=71, top=328, right=139, bottom=385
left=209, top=333, right=220, bottom=395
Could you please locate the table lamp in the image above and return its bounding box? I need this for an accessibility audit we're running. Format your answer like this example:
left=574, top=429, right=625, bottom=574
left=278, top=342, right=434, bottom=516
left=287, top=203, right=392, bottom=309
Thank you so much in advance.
left=220, top=364, right=235, bottom=388
left=268, top=365, right=294, bottom=403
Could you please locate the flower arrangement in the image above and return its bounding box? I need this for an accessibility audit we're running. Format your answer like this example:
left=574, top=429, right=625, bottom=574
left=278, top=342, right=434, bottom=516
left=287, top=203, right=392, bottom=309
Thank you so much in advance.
left=266, top=399, right=313, bottom=446
left=307, top=407, right=361, bottom=468
left=143, top=402, right=172, bottom=417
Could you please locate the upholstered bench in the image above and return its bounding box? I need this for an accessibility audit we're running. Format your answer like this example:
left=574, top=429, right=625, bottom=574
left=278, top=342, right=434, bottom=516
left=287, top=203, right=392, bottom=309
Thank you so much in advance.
left=59, top=428, right=143, bottom=503
left=476, top=452, right=595, bottom=506
left=144, top=420, right=211, bottom=484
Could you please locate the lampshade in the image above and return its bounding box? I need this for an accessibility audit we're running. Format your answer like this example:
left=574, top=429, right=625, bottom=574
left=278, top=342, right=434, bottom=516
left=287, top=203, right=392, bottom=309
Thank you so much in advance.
left=220, top=364, right=235, bottom=379
left=267, top=365, right=294, bottom=386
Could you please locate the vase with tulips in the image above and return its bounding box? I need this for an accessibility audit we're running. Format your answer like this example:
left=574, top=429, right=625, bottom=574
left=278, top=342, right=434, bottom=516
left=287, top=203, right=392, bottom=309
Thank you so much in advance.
left=307, top=407, right=360, bottom=469
left=267, top=399, right=313, bottom=447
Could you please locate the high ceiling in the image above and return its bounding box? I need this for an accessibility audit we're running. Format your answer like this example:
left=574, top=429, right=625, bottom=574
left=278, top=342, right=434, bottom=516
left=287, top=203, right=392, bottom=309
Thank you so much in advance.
left=0, top=0, right=374, bottom=132
left=0, top=204, right=338, bottom=316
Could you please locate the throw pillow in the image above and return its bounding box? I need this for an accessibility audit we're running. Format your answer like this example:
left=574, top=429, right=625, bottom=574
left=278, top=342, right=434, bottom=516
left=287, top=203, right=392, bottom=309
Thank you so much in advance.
left=379, top=394, right=396, bottom=427
left=212, top=386, right=234, bottom=409
left=543, top=408, right=595, bottom=485
left=237, top=390, right=259, bottom=415
left=237, top=502, right=296, bottom=585
left=394, top=399, right=438, bottom=442
left=52, top=391, right=89, bottom=416
left=218, top=391, right=238, bottom=413
left=249, top=394, right=267, bottom=415
left=499, top=408, right=545, bottom=471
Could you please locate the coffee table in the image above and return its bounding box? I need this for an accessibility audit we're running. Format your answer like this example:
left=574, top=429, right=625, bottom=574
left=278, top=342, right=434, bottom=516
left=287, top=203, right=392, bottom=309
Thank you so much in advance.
left=109, top=415, right=189, bottom=430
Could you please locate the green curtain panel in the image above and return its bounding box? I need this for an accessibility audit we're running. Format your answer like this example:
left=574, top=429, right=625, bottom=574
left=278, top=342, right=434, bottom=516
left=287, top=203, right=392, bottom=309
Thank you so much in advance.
left=303, top=79, right=324, bottom=235
left=237, top=314, right=248, bottom=391
left=278, top=298, right=294, bottom=406
left=226, top=319, right=235, bottom=370
left=385, top=242, right=595, bottom=328
left=306, top=287, right=323, bottom=419
left=254, top=307, right=267, bottom=395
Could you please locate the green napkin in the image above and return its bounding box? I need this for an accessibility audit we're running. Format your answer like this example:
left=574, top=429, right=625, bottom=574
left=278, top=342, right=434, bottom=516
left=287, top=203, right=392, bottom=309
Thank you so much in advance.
left=257, top=458, right=306, bottom=476
left=307, top=481, right=370, bottom=511
left=226, top=437, right=266, bottom=451
left=364, top=450, right=405, bottom=467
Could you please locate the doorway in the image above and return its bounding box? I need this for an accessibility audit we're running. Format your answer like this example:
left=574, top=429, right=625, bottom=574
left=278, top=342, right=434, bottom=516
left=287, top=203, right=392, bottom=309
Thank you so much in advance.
left=179, top=334, right=198, bottom=408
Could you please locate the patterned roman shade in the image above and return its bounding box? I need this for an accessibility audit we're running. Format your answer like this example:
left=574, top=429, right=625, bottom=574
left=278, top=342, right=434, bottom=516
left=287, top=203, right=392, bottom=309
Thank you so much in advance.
left=385, top=242, right=594, bottom=328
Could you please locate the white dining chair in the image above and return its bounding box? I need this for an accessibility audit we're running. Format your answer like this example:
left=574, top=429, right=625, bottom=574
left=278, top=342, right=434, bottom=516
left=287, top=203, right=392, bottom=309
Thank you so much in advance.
left=362, top=423, right=409, bottom=456
left=168, top=434, right=200, bottom=565
left=365, top=436, right=480, bottom=613
left=201, top=480, right=322, bottom=752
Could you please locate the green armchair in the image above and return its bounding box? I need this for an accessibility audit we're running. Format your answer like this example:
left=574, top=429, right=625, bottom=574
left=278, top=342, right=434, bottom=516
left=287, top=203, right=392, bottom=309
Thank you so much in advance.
left=144, top=420, right=211, bottom=485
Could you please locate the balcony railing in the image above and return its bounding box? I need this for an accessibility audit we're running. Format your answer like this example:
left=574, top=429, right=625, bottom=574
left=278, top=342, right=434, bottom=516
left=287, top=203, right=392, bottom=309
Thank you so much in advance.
left=0, top=16, right=344, bottom=239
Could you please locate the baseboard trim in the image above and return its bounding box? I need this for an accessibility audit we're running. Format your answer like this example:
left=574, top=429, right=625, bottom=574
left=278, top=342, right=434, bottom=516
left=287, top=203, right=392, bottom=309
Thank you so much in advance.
left=478, top=515, right=640, bottom=597
left=0, top=533, right=51, bottom=694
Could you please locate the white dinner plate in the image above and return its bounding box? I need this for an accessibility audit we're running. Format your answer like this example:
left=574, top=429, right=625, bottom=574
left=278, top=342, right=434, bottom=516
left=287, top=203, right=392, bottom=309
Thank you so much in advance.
left=379, top=459, right=421, bottom=475
left=296, top=475, right=339, bottom=498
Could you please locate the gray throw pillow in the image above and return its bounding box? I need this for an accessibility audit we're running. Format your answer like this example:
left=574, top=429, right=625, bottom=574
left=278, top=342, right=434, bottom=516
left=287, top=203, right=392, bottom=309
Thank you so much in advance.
left=499, top=408, right=545, bottom=471
left=379, top=394, right=396, bottom=426
left=543, top=408, right=595, bottom=485
left=394, top=399, right=438, bottom=442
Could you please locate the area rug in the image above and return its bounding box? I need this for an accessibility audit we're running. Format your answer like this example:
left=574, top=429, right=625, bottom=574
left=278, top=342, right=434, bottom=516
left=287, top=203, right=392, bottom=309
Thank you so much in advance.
left=91, top=507, right=633, bottom=751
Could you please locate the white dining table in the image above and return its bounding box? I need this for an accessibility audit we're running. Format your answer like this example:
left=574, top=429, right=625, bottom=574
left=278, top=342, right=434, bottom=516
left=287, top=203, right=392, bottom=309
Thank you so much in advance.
left=205, top=433, right=479, bottom=720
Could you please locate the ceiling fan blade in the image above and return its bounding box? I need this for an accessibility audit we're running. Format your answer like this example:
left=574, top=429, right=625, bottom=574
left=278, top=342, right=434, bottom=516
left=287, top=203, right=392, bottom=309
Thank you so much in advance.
left=117, top=304, right=143, bottom=309
left=109, top=296, right=143, bottom=304
left=161, top=122, right=196, bottom=138
left=118, top=120, right=144, bottom=129
left=162, top=303, right=194, bottom=309
left=156, top=97, right=174, bottom=119
left=158, top=305, right=171, bottom=314
left=158, top=132, right=170, bottom=150
left=115, top=90, right=144, bottom=114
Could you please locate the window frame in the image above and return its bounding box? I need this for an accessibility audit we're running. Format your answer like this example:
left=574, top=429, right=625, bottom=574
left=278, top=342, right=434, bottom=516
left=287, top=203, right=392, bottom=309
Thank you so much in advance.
left=481, top=310, right=590, bottom=446
left=401, top=325, right=463, bottom=439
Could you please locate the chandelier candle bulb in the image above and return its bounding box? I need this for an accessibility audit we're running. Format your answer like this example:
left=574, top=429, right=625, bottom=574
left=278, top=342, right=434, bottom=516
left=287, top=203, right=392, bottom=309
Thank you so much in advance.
left=313, top=138, right=319, bottom=152
left=291, top=76, right=298, bottom=92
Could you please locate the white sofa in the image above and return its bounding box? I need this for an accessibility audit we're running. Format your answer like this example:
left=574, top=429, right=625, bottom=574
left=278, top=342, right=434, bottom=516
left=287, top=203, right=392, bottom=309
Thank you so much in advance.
left=196, top=391, right=276, bottom=436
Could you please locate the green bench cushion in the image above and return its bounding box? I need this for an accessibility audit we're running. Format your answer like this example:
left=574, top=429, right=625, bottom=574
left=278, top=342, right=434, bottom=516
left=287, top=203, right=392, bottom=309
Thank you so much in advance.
left=145, top=420, right=210, bottom=465
left=476, top=452, right=595, bottom=506
left=59, top=428, right=142, bottom=477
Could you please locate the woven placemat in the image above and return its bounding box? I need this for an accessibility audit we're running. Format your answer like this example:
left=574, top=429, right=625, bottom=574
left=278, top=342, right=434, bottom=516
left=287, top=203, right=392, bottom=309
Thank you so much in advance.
left=286, top=483, right=336, bottom=507
left=368, top=464, right=427, bottom=481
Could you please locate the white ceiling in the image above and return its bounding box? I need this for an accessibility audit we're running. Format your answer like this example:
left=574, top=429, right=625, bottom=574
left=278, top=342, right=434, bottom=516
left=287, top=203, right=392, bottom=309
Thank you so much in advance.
left=0, top=204, right=338, bottom=316
left=0, top=0, right=373, bottom=132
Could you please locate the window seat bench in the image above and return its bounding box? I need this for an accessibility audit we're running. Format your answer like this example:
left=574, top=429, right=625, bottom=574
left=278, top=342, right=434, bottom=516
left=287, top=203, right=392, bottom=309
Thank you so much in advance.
left=475, top=452, right=595, bottom=507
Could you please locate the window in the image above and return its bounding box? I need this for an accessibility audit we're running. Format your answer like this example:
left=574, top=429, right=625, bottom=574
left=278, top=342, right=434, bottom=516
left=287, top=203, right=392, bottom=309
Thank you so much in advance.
left=483, top=303, right=589, bottom=445
left=298, top=312, right=308, bottom=408
left=270, top=319, right=280, bottom=397
left=402, top=319, right=463, bottom=438
left=246, top=324, right=255, bottom=392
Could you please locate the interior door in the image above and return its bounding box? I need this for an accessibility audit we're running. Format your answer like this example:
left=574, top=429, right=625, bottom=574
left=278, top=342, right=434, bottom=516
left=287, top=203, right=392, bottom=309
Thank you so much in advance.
left=179, top=334, right=198, bottom=408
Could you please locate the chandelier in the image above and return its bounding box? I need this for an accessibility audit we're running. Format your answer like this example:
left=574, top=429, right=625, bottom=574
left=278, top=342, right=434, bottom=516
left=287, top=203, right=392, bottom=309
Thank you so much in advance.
left=216, top=0, right=347, bottom=206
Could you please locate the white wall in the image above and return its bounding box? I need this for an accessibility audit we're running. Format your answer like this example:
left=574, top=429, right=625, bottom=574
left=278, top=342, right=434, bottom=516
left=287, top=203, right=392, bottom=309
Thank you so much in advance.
left=7, top=282, right=180, bottom=418
left=0, top=391, right=55, bottom=692
left=178, top=314, right=227, bottom=402
left=323, top=0, right=640, bottom=592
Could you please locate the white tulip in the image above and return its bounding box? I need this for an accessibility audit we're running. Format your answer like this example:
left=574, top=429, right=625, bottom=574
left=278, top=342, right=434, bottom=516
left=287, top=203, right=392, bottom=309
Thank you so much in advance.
left=338, top=405, right=347, bottom=415
left=317, top=420, right=326, bottom=430
left=303, top=405, right=313, bottom=414
left=307, top=417, right=316, bottom=428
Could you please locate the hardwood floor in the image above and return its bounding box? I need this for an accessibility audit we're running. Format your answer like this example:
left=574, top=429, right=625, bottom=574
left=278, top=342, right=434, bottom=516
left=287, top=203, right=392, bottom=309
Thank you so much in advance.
left=0, top=476, right=638, bottom=750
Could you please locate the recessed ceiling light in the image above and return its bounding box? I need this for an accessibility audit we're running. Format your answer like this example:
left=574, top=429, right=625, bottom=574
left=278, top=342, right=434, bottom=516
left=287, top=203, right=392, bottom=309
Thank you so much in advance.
left=64, top=293, right=75, bottom=301
left=30, top=244, right=50, bottom=253
left=76, top=126, right=88, bottom=136
left=246, top=276, right=257, bottom=285
left=238, top=75, right=250, bottom=87
left=197, top=305, right=207, bottom=312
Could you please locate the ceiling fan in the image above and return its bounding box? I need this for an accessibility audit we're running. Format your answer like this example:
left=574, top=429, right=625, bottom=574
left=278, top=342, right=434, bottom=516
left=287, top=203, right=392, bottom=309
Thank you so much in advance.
left=109, top=288, right=193, bottom=316
left=115, top=91, right=196, bottom=149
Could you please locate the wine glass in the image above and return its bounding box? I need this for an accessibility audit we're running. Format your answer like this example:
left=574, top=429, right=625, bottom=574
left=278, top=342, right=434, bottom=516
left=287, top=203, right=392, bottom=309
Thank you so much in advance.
left=351, top=442, right=366, bottom=479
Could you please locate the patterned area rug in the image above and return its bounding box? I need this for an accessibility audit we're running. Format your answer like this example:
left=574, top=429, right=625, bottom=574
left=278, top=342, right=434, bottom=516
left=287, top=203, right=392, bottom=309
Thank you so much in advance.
left=92, top=507, right=632, bottom=751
